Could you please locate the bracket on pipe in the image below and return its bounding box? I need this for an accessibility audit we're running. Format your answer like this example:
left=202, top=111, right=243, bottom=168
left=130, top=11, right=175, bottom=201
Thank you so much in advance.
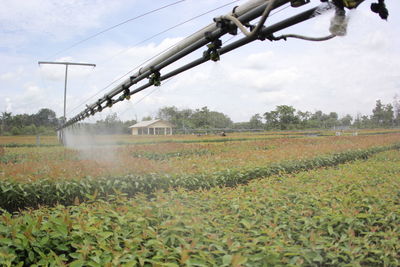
left=214, top=17, right=238, bottom=35
left=123, top=86, right=131, bottom=100
left=117, top=85, right=131, bottom=102
left=97, top=102, right=103, bottom=112
left=106, top=97, right=113, bottom=108
left=129, top=75, right=137, bottom=84
left=148, top=68, right=161, bottom=86
left=203, top=32, right=222, bottom=62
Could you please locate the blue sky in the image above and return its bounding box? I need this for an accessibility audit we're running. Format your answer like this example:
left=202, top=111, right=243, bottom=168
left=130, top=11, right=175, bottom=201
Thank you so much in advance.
left=0, top=0, right=399, bottom=122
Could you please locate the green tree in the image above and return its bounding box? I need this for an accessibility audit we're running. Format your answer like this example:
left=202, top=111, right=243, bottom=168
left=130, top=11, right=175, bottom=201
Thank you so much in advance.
left=248, top=114, right=264, bottom=129
left=11, top=126, right=22, bottom=135
left=157, top=106, right=193, bottom=129
left=297, top=110, right=311, bottom=129
left=23, top=124, right=38, bottom=135
left=353, top=113, right=363, bottom=128
left=339, top=114, right=353, bottom=127
left=190, top=107, right=210, bottom=128
left=233, top=122, right=251, bottom=130
left=208, top=111, right=233, bottom=128
left=142, top=116, right=152, bottom=121
left=308, top=110, right=338, bottom=129
left=371, top=100, right=385, bottom=126
left=33, top=108, right=58, bottom=127
left=329, top=112, right=339, bottom=120
left=325, top=112, right=339, bottom=128
left=0, top=112, right=12, bottom=134
left=155, top=106, right=232, bottom=131
left=383, top=104, right=394, bottom=126
left=94, top=113, right=124, bottom=134
left=309, top=110, right=324, bottom=128
left=393, top=95, right=400, bottom=126
left=157, top=106, right=179, bottom=122
left=275, top=105, right=299, bottom=130
left=179, top=109, right=195, bottom=130
left=371, top=100, right=394, bottom=127
left=361, top=115, right=371, bottom=128
left=263, top=110, right=279, bottom=129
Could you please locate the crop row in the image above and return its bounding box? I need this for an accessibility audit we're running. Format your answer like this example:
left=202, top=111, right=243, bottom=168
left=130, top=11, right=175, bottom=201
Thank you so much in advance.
left=1, top=144, right=399, bottom=213
left=1, top=149, right=399, bottom=266
left=0, top=143, right=60, bottom=148
left=0, top=136, right=279, bottom=148
left=131, top=149, right=213, bottom=161
left=3, top=134, right=400, bottom=182
left=1, top=130, right=399, bottom=147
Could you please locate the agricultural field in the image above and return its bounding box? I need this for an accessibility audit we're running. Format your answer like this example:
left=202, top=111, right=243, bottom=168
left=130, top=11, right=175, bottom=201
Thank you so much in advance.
left=1, top=130, right=400, bottom=266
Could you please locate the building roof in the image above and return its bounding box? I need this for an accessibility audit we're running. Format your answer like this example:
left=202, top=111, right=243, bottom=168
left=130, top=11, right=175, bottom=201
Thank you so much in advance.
left=129, top=119, right=173, bottom=128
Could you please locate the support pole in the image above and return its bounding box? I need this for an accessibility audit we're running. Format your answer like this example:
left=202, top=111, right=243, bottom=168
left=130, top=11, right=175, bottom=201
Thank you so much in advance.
left=64, top=64, right=68, bottom=120
left=38, top=61, right=96, bottom=145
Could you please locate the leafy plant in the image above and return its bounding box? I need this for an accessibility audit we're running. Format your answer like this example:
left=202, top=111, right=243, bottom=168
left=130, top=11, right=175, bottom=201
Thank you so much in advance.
left=0, top=151, right=23, bottom=164
left=1, top=143, right=399, bottom=212
left=1, top=149, right=399, bottom=266
left=131, top=149, right=212, bottom=161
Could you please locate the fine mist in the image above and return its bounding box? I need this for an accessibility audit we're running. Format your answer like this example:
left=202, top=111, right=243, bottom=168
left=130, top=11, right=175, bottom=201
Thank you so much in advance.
left=62, top=125, right=119, bottom=163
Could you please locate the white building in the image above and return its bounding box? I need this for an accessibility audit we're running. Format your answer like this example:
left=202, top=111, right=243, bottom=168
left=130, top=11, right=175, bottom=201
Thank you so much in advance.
left=129, top=119, right=173, bottom=136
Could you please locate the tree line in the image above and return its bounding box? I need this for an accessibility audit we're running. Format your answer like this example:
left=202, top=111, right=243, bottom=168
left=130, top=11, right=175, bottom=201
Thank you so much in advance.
left=1, top=98, right=399, bottom=136
left=0, top=108, right=59, bottom=136
left=259, top=99, right=400, bottom=130
left=157, top=98, right=400, bottom=131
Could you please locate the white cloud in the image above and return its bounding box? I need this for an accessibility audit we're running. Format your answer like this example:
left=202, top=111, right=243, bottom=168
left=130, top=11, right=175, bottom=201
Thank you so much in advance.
left=0, top=72, right=16, bottom=81
left=5, top=98, right=12, bottom=112
left=1, top=0, right=399, bottom=123
left=0, top=67, right=24, bottom=81
left=0, top=0, right=131, bottom=45
left=245, top=51, right=275, bottom=69
left=2, top=84, right=56, bottom=114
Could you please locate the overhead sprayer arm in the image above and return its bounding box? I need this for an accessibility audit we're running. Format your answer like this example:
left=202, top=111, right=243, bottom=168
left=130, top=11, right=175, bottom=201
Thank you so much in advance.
left=59, top=0, right=389, bottom=131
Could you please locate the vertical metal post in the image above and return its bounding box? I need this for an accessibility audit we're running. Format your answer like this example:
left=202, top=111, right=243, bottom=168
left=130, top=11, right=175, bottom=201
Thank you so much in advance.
left=64, top=64, right=68, bottom=121
left=37, top=61, right=96, bottom=145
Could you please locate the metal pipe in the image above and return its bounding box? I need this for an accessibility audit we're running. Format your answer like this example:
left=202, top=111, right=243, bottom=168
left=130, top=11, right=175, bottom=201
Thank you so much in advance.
left=62, top=4, right=321, bottom=129
left=69, top=5, right=321, bottom=130
left=160, top=7, right=322, bottom=89
left=138, top=0, right=272, bottom=74
left=82, top=0, right=290, bottom=114
left=38, top=61, right=96, bottom=67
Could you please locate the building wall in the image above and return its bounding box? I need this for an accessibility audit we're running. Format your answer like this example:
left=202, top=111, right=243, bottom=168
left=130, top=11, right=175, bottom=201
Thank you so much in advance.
left=131, top=128, right=138, bottom=135
left=130, top=120, right=173, bottom=136
left=131, top=127, right=172, bottom=136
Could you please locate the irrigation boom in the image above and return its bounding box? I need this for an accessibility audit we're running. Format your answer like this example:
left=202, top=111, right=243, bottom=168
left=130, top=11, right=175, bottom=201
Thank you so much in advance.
left=59, top=0, right=389, bottom=131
